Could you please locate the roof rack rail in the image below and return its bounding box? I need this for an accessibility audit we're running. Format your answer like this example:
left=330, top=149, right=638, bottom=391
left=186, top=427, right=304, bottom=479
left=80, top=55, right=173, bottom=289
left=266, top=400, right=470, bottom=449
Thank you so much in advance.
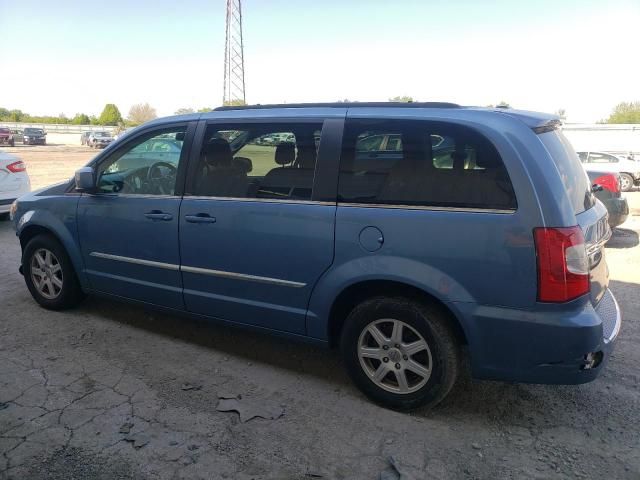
left=213, top=102, right=460, bottom=111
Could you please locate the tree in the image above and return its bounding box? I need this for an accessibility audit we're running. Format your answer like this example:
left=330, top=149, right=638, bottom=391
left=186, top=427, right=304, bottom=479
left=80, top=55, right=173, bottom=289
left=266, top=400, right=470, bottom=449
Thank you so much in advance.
left=389, top=96, right=415, bottom=103
left=197, top=107, right=213, bottom=112
left=496, top=101, right=511, bottom=108
left=127, top=103, right=157, bottom=125
left=606, top=101, right=640, bottom=124
left=174, top=107, right=195, bottom=115
left=98, top=104, right=123, bottom=126
left=71, top=113, right=91, bottom=125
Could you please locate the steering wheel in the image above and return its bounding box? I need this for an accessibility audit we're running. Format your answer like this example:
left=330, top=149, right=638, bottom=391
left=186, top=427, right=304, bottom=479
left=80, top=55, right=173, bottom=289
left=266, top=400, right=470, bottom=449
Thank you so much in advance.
left=147, top=162, right=177, bottom=195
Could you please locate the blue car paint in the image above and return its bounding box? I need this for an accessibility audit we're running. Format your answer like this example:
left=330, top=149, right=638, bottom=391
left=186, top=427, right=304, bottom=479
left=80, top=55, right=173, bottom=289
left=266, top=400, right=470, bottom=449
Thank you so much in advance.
left=12, top=105, right=619, bottom=386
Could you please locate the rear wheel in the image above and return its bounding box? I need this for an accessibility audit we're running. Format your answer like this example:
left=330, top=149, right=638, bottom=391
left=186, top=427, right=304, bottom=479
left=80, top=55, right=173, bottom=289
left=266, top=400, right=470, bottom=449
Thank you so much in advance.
left=340, top=296, right=460, bottom=410
left=23, top=234, right=85, bottom=310
left=620, top=173, right=633, bottom=192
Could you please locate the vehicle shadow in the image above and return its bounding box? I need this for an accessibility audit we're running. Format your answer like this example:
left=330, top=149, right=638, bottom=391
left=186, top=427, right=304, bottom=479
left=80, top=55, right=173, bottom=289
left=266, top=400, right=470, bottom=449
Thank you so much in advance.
left=607, top=227, right=639, bottom=248
left=72, top=275, right=639, bottom=422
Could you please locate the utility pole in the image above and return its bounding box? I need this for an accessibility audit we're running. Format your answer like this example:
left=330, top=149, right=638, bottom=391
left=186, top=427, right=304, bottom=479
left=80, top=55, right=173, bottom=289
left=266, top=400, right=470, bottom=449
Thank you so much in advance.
left=223, top=0, right=246, bottom=106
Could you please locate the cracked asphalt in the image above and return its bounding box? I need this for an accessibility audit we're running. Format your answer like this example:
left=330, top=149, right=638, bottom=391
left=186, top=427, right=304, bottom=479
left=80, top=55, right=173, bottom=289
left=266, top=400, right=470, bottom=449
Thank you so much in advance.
left=1, top=190, right=639, bottom=479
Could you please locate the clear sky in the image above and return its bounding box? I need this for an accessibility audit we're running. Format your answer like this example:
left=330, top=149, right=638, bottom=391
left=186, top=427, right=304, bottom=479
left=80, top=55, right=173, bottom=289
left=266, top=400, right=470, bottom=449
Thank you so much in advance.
left=0, top=0, right=638, bottom=122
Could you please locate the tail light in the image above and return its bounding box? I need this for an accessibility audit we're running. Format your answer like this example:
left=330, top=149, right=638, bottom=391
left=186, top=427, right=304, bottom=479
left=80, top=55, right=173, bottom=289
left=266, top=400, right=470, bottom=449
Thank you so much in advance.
left=6, top=161, right=26, bottom=173
left=592, top=173, right=620, bottom=194
left=534, top=226, right=589, bottom=303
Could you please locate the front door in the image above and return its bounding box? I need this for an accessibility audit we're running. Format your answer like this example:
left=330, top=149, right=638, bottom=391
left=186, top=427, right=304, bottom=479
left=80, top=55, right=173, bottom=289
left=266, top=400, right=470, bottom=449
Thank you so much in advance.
left=179, top=120, right=336, bottom=334
left=77, top=124, right=193, bottom=309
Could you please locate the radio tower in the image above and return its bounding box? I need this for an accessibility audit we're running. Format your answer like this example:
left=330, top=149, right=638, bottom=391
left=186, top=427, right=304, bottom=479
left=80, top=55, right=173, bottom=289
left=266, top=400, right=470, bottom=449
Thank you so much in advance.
left=223, top=0, right=246, bottom=105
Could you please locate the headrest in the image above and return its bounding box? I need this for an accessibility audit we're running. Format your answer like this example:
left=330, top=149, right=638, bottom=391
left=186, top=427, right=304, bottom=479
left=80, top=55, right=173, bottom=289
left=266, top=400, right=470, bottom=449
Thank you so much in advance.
left=233, top=156, right=253, bottom=174
left=203, top=138, right=232, bottom=167
left=275, top=143, right=295, bottom=166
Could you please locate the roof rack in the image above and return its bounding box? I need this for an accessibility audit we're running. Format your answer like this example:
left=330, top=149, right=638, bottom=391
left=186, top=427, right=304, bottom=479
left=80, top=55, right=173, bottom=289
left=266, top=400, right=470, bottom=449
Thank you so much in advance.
left=213, top=102, right=460, bottom=111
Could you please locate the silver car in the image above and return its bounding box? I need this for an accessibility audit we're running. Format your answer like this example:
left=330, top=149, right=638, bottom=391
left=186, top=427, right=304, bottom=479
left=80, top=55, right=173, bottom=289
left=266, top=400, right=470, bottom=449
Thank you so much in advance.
left=577, top=151, right=640, bottom=192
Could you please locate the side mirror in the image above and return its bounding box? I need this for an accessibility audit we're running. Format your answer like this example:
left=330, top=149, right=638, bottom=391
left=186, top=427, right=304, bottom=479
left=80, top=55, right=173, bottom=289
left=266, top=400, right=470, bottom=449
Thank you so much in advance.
left=75, top=167, right=95, bottom=192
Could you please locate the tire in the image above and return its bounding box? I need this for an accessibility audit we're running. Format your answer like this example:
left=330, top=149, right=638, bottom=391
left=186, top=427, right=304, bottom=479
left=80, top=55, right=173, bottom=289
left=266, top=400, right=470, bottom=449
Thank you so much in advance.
left=23, top=234, right=85, bottom=310
left=340, top=296, right=460, bottom=411
left=0, top=213, right=9, bottom=221
left=619, top=173, right=633, bottom=192
left=9, top=139, right=14, bottom=147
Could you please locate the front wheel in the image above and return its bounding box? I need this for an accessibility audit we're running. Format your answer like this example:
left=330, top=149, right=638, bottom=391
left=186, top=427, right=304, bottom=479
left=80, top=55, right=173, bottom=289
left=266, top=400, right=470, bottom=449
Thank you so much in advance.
left=340, top=297, right=461, bottom=411
left=23, top=234, right=85, bottom=310
left=619, top=173, right=634, bottom=192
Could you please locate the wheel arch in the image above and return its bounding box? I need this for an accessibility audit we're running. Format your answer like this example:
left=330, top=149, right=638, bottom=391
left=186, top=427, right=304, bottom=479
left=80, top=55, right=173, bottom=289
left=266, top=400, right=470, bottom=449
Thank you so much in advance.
left=327, top=279, right=469, bottom=349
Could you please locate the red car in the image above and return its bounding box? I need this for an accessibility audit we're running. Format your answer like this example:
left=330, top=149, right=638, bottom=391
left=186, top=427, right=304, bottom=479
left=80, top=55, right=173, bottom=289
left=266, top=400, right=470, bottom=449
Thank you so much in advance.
left=0, top=127, right=15, bottom=146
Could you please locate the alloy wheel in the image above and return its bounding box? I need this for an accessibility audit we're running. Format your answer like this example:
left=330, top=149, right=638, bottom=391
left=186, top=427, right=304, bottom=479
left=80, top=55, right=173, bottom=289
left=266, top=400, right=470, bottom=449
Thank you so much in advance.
left=357, top=318, right=433, bottom=394
left=30, top=248, right=63, bottom=299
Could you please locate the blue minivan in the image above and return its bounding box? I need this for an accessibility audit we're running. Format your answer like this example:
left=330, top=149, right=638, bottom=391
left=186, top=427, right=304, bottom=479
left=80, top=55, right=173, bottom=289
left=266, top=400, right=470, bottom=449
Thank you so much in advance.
left=10, top=103, right=621, bottom=410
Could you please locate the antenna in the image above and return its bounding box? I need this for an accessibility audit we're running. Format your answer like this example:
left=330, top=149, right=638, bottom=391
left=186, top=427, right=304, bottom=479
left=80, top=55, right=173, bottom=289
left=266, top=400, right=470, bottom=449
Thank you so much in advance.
left=223, top=0, right=246, bottom=105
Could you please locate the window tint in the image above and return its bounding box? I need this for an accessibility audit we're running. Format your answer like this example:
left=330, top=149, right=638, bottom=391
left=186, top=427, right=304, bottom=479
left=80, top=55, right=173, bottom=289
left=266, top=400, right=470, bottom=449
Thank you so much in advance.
left=588, top=152, right=619, bottom=164
left=190, top=123, right=322, bottom=200
left=338, top=120, right=516, bottom=210
left=97, top=128, right=186, bottom=195
left=539, top=130, right=594, bottom=214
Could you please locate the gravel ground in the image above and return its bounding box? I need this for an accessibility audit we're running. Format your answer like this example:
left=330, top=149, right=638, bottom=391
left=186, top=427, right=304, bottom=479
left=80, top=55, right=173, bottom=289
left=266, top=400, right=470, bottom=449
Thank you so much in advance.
left=0, top=147, right=639, bottom=479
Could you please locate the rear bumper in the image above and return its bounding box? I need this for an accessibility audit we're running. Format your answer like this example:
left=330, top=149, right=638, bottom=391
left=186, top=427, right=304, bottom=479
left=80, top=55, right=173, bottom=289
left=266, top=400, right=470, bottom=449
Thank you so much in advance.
left=454, top=288, right=621, bottom=385
left=603, top=197, right=629, bottom=228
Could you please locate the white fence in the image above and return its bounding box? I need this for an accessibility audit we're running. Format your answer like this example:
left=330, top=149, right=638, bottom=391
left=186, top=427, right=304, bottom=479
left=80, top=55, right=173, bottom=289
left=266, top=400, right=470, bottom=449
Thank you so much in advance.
left=0, top=122, right=117, bottom=134
left=562, top=124, right=640, bottom=158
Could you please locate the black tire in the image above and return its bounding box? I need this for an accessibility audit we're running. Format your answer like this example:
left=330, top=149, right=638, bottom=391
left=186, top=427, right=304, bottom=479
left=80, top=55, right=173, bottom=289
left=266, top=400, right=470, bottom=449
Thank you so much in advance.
left=340, top=296, right=460, bottom=411
left=9, top=139, right=14, bottom=147
left=619, top=173, right=633, bottom=192
left=23, top=234, right=85, bottom=310
left=0, top=213, right=9, bottom=221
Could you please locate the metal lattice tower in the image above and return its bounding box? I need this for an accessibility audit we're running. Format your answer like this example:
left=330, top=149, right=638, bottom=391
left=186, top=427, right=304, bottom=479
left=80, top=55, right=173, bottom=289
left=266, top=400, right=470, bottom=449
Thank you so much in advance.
left=223, top=0, right=246, bottom=105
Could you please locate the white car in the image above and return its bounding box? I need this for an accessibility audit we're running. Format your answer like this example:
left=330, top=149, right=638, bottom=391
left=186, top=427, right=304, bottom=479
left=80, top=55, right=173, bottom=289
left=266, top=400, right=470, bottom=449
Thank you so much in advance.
left=577, top=151, right=640, bottom=192
left=0, top=151, right=31, bottom=219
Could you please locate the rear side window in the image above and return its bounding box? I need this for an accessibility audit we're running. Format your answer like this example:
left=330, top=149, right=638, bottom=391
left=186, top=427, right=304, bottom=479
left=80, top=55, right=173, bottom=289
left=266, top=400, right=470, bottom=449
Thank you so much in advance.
left=338, top=119, right=516, bottom=210
left=539, top=130, right=595, bottom=214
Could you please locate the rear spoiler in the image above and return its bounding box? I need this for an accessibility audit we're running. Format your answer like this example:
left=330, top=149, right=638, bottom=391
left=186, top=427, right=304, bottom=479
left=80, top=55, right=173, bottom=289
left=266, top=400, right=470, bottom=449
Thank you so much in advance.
left=532, top=119, right=562, bottom=134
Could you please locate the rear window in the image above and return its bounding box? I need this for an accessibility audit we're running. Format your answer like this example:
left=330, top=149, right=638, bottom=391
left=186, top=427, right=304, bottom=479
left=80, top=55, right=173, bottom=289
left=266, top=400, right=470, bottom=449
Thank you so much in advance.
left=539, top=130, right=594, bottom=214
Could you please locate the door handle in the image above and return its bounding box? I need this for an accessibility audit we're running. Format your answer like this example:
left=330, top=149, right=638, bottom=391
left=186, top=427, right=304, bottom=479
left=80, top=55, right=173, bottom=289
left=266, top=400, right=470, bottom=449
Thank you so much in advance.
left=144, top=210, right=173, bottom=221
left=185, top=213, right=217, bottom=224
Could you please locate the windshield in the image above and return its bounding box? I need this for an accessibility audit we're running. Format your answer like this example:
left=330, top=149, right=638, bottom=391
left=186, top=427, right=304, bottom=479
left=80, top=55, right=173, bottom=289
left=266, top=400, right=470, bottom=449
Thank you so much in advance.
left=24, top=128, right=43, bottom=134
left=95, top=132, right=110, bottom=137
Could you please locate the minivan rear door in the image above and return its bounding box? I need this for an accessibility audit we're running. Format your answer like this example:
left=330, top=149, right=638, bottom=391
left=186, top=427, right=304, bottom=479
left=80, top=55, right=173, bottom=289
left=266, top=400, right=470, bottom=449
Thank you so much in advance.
left=538, top=130, right=610, bottom=304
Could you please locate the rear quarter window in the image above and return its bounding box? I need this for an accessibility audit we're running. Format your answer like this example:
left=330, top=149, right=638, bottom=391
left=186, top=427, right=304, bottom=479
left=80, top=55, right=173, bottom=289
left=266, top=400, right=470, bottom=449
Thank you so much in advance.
left=539, top=130, right=594, bottom=214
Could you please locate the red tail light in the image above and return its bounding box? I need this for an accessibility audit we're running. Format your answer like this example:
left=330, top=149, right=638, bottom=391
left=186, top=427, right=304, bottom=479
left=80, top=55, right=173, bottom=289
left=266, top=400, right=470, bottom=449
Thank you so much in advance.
left=534, top=226, right=589, bottom=303
left=592, top=173, right=620, bottom=194
left=6, top=161, right=26, bottom=173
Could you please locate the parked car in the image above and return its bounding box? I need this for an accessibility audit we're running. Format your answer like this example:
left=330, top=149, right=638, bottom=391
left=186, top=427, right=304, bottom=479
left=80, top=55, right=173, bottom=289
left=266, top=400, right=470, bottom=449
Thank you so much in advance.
left=1, top=151, right=31, bottom=220
left=22, top=128, right=47, bottom=145
left=88, top=131, right=114, bottom=149
left=80, top=132, right=92, bottom=146
left=0, top=127, right=15, bottom=146
left=585, top=170, right=629, bottom=228
left=11, top=102, right=620, bottom=410
left=10, top=129, right=24, bottom=145
left=577, top=151, right=640, bottom=192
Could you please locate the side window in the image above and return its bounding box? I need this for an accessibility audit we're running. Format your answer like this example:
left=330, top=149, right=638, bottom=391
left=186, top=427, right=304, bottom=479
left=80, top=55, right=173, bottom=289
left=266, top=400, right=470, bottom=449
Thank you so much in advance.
left=190, top=123, right=323, bottom=201
left=338, top=120, right=516, bottom=210
left=97, top=128, right=186, bottom=195
left=577, top=152, right=588, bottom=162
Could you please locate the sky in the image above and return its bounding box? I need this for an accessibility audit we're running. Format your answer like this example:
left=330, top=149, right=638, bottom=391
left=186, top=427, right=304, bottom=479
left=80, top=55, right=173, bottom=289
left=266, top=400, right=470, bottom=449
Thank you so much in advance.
left=0, top=0, right=638, bottom=123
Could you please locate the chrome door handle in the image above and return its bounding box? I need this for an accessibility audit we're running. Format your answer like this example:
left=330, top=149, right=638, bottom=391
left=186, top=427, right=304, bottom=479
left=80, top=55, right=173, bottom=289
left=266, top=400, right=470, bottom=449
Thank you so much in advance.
left=144, top=211, right=173, bottom=221
left=185, top=214, right=217, bottom=224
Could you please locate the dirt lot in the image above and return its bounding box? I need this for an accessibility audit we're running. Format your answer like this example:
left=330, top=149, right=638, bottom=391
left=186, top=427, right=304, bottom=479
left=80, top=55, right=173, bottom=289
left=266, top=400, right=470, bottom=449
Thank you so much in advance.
left=0, top=146, right=639, bottom=479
